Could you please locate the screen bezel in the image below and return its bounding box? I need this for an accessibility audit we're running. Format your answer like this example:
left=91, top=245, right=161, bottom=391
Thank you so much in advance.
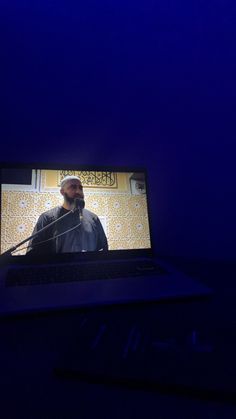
left=0, top=162, right=154, bottom=265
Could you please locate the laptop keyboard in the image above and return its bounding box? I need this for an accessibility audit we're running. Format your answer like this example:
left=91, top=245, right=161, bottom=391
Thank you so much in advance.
left=6, top=261, right=167, bottom=287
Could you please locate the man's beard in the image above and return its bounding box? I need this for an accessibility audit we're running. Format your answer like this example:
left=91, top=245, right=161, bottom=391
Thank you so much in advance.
left=64, top=193, right=85, bottom=208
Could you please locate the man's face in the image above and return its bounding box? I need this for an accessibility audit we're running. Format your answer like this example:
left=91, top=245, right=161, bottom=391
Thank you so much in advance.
left=60, top=179, right=84, bottom=204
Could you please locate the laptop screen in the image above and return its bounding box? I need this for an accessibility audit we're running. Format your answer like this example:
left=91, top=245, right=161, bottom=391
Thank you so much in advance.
left=0, top=164, right=152, bottom=263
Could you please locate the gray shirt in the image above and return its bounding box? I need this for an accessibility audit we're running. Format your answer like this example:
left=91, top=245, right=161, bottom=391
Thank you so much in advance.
left=28, top=206, right=108, bottom=254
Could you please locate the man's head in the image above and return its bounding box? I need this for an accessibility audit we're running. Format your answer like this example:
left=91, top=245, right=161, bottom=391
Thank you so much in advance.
left=60, top=176, right=84, bottom=206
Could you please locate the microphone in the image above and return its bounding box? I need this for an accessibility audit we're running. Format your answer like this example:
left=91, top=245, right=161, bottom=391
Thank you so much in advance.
left=1, top=198, right=86, bottom=258
left=73, top=198, right=85, bottom=220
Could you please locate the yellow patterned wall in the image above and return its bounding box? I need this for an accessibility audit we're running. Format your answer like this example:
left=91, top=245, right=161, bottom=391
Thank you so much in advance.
left=1, top=170, right=151, bottom=255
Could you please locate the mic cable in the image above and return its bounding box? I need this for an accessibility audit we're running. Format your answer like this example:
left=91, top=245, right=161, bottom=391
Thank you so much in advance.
left=12, top=221, right=82, bottom=254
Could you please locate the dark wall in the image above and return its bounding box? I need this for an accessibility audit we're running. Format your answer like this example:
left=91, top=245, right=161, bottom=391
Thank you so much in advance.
left=1, top=0, right=235, bottom=260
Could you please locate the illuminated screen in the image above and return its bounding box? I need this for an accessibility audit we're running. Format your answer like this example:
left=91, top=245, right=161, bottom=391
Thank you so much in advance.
left=0, top=167, right=151, bottom=256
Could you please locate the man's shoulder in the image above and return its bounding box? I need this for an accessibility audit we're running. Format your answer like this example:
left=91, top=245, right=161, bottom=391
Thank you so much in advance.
left=83, top=208, right=99, bottom=220
left=39, top=206, right=62, bottom=221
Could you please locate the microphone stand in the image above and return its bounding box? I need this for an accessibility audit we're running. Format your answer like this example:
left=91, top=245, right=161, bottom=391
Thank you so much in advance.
left=0, top=207, right=78, bottom=261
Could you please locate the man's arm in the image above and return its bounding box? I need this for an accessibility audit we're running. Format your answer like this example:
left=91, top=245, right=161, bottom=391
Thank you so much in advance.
left=27, top=213, right=54, bottom=254
left=95, top=217, right=108, bottom=251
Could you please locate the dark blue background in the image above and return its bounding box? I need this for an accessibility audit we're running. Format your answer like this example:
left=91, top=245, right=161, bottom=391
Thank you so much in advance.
left=1, top=4, right=236, bottom=417
left=1, top=0, right=235, bottom=261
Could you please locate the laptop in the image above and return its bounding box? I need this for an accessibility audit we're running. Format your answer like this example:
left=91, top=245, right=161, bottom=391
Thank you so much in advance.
left=0, top=163, right=211, bottom=316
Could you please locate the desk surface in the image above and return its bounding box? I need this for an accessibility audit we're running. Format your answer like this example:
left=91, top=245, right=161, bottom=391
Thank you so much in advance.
left=0, top=260, right=236, bottom=419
